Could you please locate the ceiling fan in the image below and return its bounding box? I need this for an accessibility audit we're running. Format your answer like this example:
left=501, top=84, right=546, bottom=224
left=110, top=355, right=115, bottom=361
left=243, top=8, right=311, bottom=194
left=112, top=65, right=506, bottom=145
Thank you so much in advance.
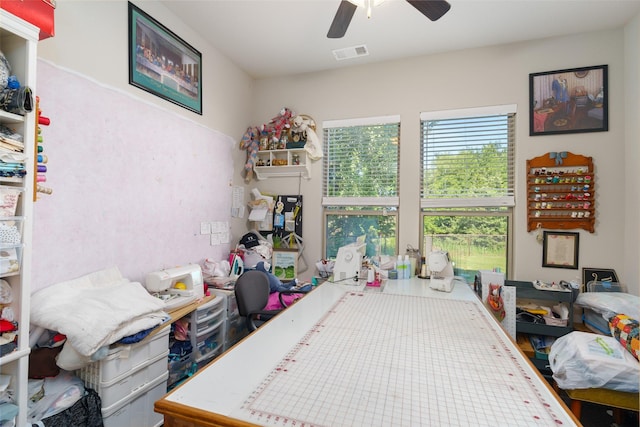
left=327, top=0, right=451, bottom=39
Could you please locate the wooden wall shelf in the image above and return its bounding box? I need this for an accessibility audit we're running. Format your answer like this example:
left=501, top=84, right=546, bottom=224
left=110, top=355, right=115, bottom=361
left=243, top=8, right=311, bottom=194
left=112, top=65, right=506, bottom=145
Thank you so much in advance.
left=526, top=152, right=595, bottom=233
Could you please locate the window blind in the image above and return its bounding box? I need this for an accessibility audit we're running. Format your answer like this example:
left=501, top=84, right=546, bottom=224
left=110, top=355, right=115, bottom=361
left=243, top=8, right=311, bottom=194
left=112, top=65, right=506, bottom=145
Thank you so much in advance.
left=420, top=105, right=516, bottom=208
left=322, top=117, right=400, bottom=207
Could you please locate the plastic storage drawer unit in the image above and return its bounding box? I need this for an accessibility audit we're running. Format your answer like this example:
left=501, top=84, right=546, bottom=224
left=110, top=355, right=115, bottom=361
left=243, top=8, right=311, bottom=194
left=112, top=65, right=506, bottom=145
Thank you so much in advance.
left=101, top=371, right=168, bottom=427
left=77, top=327, right=170, bottom=386
left=194, top=296, right=223, bottom=322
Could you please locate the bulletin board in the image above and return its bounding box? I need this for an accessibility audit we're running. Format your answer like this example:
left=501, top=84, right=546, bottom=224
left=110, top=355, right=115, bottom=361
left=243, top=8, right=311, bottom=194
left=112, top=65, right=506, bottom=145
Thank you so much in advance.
left=31, top=60, right=235, bottom=290
left=270, top=194, right=302, bottom=245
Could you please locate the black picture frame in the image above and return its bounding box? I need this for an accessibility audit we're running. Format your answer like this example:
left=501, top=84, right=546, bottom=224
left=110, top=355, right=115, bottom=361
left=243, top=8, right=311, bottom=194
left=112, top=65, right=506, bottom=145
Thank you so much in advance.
left=582, top=267, right=619, bottom=285
left=128, top=2, right=202, bottom=115
left=542, top=231, right=579, bottom=269
left=529, top=65, right=607, bottom=136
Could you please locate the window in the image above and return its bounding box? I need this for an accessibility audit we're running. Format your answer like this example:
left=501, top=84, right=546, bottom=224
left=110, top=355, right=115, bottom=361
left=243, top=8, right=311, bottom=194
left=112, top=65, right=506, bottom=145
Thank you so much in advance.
left=322, top=116, right=400, bottom=258
left=420, top=105, right=516, bottom=281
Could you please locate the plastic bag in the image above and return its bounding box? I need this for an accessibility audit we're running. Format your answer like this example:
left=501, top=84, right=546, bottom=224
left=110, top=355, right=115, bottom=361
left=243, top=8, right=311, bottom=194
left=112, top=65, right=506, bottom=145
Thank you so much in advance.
left=27, top=372, right=85, bottom=423
left=549, top=331, right=639, bottom=392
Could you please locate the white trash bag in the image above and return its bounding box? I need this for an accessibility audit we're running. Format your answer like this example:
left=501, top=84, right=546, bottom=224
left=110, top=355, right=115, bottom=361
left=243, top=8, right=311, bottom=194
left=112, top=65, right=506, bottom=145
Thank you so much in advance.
left=549, top=331, right=639, bottom=392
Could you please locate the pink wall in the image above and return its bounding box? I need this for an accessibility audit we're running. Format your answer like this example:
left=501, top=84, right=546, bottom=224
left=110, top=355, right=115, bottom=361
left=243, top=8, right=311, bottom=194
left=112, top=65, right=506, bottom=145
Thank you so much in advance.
left=32, top=60, right=234, bottom=290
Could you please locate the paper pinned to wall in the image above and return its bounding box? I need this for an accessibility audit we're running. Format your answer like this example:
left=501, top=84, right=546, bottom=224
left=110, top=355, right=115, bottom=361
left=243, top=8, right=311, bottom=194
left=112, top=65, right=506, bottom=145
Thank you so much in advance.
left=232, top=186, right=244, bottom=218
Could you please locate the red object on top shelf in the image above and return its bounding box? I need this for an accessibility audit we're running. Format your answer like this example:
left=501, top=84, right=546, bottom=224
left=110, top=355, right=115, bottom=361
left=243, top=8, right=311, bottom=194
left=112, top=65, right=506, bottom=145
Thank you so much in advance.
left=1, top=0, right=56, bottom=40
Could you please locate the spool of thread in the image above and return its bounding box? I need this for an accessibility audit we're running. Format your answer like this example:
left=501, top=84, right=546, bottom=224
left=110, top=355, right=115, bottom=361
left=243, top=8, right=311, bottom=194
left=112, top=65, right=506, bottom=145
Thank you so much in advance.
left=37, top=145, right=43, bottom=153
left=36, top=185, right=52, bottom=195
left=37, top=154, right=48, bottom=163
left=37, top=174, right=46, bottom=182
left=39, top=116, right=51, bottom=126
left=37, top=165, right=47, bottom=173
left=37, top=135, right=43, bottom=142
left=367, top=268, right=374, bottom=284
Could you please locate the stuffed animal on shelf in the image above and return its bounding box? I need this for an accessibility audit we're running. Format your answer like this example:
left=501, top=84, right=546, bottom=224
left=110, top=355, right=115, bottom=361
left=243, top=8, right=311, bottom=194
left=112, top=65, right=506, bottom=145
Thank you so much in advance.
left=292, top=114, right=323, bottom=160
left=264, top=107, right=293, bottom=142
left=240, top=126, right=260, bottom=181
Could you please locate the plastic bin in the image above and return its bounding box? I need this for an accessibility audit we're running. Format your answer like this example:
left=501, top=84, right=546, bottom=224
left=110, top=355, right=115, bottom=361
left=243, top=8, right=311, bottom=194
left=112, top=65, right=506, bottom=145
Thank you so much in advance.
left=77, top=327, right=170, bottom=386
left=194, top=296, right=223, bottom=322
left=194, top=326, right=222, bottom=360
left=101, top=371, right=168, bottom=427
left=78, top=349, right=169, bottom=408
left=168, top=354, right=195, bottom=387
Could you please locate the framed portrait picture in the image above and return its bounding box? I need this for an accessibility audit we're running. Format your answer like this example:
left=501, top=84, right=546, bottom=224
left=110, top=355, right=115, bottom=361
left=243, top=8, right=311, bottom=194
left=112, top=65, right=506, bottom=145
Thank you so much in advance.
left=542, top=231, right=579, bottom=269
left=128, top=2, right=202, bottom=114
left=272, top=249, right=298, bottom=281
left=529, top=65, right=607, bottom=136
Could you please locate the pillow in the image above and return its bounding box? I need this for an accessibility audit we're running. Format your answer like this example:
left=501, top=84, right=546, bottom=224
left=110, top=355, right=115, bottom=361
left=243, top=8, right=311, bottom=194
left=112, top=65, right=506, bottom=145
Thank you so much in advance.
left=609, top=314, right=639, bottom=360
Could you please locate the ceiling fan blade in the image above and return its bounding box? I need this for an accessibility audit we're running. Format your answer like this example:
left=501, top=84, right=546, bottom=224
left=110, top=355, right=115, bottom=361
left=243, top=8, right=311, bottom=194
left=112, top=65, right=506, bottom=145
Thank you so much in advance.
left=406, top=0, right=451, bottom=21
left=327, top=0, right=358, bottom=39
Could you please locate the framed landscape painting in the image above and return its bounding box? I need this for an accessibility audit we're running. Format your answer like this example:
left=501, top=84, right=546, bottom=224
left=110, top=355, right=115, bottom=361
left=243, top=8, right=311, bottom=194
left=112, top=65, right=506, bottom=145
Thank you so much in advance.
left=272, top=249, right=298, bottom=281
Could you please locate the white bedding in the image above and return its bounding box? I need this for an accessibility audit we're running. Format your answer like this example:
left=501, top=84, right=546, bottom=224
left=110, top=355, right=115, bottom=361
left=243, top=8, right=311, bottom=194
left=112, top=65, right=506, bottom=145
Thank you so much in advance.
left=31, top=267, right=167, bottom=358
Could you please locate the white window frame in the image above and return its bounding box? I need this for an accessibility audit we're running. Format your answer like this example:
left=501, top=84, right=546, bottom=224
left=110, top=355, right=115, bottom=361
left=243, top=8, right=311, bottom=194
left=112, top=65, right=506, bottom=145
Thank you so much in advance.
left=420, top=104, right=516, bottom=209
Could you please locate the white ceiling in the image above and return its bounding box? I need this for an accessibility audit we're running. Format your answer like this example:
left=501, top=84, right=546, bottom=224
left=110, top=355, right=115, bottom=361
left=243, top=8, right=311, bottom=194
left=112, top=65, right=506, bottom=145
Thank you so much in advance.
left=160, top=0, right=640, bottom=79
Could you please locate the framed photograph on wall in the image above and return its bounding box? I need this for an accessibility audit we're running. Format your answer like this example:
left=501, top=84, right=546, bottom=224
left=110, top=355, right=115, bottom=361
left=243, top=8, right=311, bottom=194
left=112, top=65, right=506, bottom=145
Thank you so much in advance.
left=542, top=231, right=579, bottom=269
left=529, top=64, right=607, bottom=136
left=128, top=2, right=202, bottom=114
left=272, top=249, right=298, bottom=281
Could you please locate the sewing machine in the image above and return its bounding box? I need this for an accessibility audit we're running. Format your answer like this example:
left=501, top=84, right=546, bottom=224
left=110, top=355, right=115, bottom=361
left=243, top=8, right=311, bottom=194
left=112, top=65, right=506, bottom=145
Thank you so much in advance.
left=145, top=264, right=204, bottom=311
left=427, top=251, right=455, bottom=293
left=333, top=242, right=366, bottom=285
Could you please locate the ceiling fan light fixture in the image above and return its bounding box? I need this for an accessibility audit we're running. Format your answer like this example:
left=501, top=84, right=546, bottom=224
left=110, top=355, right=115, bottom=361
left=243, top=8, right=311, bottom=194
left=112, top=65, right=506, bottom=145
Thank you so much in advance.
left=348, top=0, right=386, bottom=18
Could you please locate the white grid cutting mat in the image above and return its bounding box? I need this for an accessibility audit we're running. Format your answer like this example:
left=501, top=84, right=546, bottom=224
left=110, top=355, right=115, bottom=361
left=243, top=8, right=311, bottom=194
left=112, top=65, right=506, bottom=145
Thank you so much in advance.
left=233, top=291, right=574, bottom=426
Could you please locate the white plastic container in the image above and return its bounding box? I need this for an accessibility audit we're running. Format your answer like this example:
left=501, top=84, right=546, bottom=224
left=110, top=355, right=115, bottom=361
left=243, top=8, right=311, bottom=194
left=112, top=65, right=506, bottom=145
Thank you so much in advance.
left=194, top=296, right=223, bottom=321
left=194, top=323, right=223, bottom=360
left=101, top=371, right=168, bottom=427
left=77, top=327, right=170, bottom=385
left=80, top=349, right=169, bottom=408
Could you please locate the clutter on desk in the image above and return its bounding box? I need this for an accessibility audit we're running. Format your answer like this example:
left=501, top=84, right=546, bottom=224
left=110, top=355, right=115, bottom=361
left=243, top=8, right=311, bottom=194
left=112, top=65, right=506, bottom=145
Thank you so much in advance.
left=315, top=259, right=334, bottom=279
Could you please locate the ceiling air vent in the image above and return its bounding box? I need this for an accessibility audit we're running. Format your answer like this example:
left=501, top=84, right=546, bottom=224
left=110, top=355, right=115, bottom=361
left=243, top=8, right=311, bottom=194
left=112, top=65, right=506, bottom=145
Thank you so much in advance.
left=332, top=45, right=369, bottom=61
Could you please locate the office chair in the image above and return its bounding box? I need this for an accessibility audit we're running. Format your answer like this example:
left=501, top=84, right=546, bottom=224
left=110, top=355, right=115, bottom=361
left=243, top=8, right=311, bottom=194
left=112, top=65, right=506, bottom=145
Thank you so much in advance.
left=234, top=270, right=283, bottom=332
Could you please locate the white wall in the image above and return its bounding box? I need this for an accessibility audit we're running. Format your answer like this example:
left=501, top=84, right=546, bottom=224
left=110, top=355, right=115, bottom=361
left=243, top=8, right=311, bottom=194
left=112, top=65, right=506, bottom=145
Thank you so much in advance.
left=624, top=14, right=640, bottom=295
left=33, top=1, right=638, bottom=294
left=247, top=28, right=638, bottom=293
left=33, top=0, right=255, bottom=288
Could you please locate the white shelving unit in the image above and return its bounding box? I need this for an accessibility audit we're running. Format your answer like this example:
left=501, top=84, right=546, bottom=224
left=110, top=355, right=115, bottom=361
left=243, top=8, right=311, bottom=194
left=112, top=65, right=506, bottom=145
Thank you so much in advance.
left=0, top=10, right=37, bottom=427
left=254, top=148, right=310, bottom=180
